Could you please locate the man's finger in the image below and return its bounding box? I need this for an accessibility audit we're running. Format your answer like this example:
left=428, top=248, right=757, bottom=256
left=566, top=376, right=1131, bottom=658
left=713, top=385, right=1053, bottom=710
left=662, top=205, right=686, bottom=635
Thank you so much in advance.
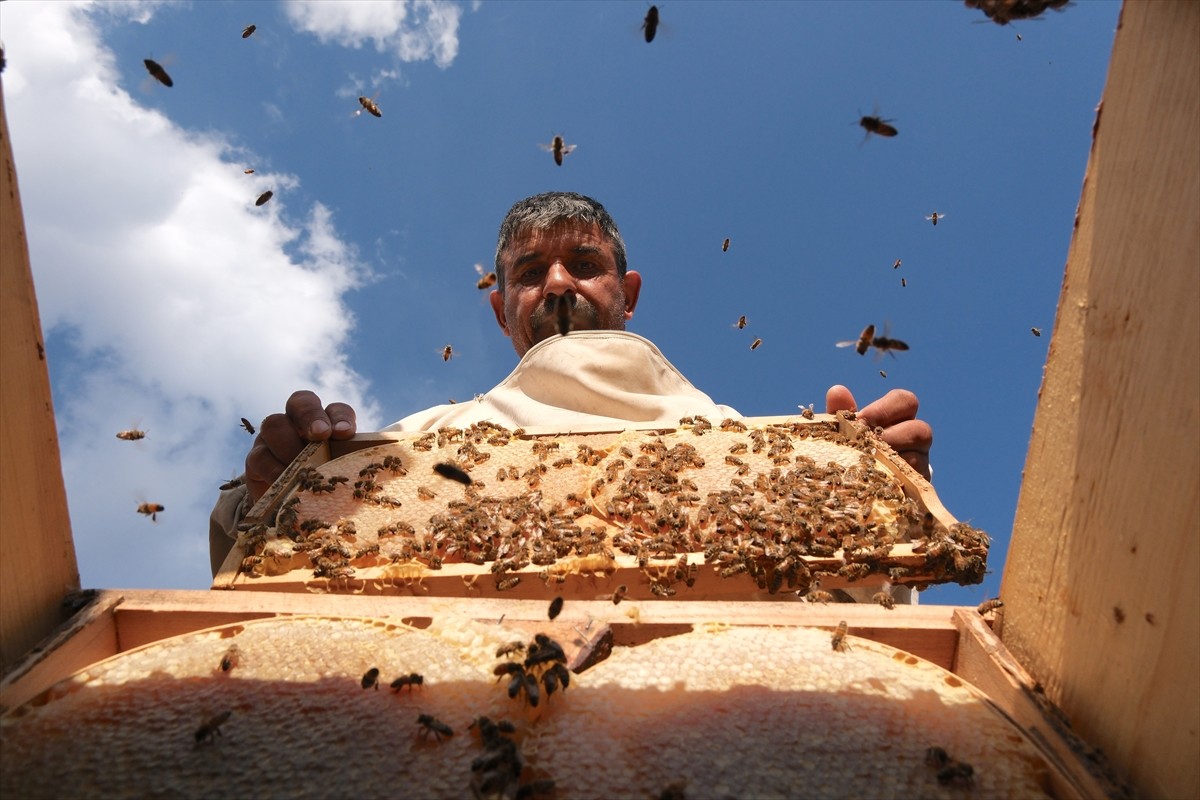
left=325, top=402, right=358, bottom=439
left=285, top=390, right=333, bottom=440
left=857, top=389, right=919, bottom=430
left=825, top=384, right=857, bottom=414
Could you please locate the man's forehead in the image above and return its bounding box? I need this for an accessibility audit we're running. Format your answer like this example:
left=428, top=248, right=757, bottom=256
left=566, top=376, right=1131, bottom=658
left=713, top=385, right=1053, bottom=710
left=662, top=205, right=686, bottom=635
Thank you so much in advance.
left=505, top=220, right=610, bottom=256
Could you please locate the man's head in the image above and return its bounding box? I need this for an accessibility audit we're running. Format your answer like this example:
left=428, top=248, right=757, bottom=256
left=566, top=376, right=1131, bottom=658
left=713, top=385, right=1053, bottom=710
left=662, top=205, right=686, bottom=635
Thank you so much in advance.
left=491, top=192, right=641, bottom=356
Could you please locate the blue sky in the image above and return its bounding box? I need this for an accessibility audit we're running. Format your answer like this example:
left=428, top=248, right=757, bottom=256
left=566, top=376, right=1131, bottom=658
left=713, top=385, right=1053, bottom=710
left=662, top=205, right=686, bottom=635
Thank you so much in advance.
left=2, top=0, right=1122, bottom=604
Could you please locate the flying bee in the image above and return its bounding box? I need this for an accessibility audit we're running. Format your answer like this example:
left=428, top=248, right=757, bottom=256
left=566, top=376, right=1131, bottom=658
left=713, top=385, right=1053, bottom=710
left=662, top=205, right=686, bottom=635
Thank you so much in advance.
left=144, top=58, right=173, bottom=87
left=362, top=667, right=381, bottom=690
left=539, top=135, right=576, bottom=166
left=241, top=24, right=256, bottom=38
left=194, top=710, right=231, bottom=744
left=548, top=595, right=564, bottom=620
left=837, top=324, right=876, bottom=355
left=750, top=338, right=762, bottom=350
left=901, top=277, right=907, bottom=287
left=243, top=168, right=255, bottom=174
left=433, top=462, right=473, bottom=486
left=734, top=315, right=747, bottom=329
left=441, top=344, right=455, bottom=362
left=722, top=237, right=730, bottom=252
left=116, top=428, right=146, bottom=441
left=831, top=620, right=850, bottom=652
left=925, top=211, right=946, bottom=226
left=893, top=258, right=902, bottom=269
left=219, top=644, right=240, bottom=672
left=416, top=714, right=454, bottom=742
left=642, top=5, right=660, bottom=42
left=137, top=502, right=165, bottom=521
left=240, top=417, right=255, bottom=434
left=871, top=331, right=909, bottom=356
left=355, top=95, right=382, bottom=118
left=611, top=584, right=628, bottom=604
left=879, top=370, right=887, bottom=378
left=255, top=190, right=273, bottom=206
left=858, top=113, right=897, bottom=138
left=1031, top=326, right=1042, bottom=337
left=219, top=475, right=243, bottom=491
left=977, top=597, right=1004, bottom=615
left=474, top=263, right=497, bottom=290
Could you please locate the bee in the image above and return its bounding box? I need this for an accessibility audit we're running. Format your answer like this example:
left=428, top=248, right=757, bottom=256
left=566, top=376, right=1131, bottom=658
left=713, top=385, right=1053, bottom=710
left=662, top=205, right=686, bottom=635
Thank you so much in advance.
left=390, top=673, right=424, bottom=692
left=642, top=5, right=660, bottom=42
left=356, top=95, right=382, bottom=118
left=799, top=404, right=815, bottom=420
left=872, top=591, right=896, bottom=610
left=837, top=324, right=875, bottom=356
left=219, top=644, right=240, bottom=672
left=879, top=370, right=887, bottom=378
left=1031, top=326, right=1042, bottom=337
left=977, top=597, right=1004, bottom=615
left=243, top=168, right=255, bottom=174
left=734, top=315, right=747, bottom=329
left=194, top=710, right=231, bottom=744
left=925, top=211, right=947, bottom=226
left=255, top=190, right=273, bottom=207
left=496, top=641, right=526, bottom=658
left=893, top=258, right=902, bottom=269
left=722, top=237, right=730, bottom=252
left=539, top=135, right=576, bottom=166
left=548, top=595, right=564, bottom=620
left=442, top=344, right=455, bottom=362
left=219, top=476, right=243, bottom=491
left=496, top=576, right=521, bottom=591
left=858, top=113, right=897, bottom=138
left=611, top=584, right=628, bottom=604
left=937, top=762, right=975, bottom=787
left=474, top=263, right=497, bottom=290
left=831, top=620, right=850, bottom=652
left=925, top=746, right=950, bottom=768
left=137, top=502, right=165, bottom=521
left=116, top=428, right=146, bottom=441
left=901, top=277, right=907, bottom=287
left=361, top=667, right=381, bottom=690
left=805, top=589, right=833, bottom=604
left=241, top=24, right=256, bottom=38
left=433, top=462, right=473, bottom=486
left=750, top=338, right=762, bottom=350
left=240, top=417, right=255, bottom=434
left=416, top=714, right=454, bottom=742
left=144, top=58, right=173, bottom=88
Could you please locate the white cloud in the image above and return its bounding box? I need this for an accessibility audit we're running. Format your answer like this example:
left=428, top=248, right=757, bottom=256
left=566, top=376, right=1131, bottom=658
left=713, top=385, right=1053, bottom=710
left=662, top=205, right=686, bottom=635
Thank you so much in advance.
left=284, top=0, right=462, bottom=68
left=3, top=2, right=381, bottom=590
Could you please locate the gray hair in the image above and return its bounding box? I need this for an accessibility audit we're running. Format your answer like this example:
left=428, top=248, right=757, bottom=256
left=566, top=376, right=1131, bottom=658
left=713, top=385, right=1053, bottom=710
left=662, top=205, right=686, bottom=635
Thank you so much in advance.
left=493, top=192, right=628, bottom=291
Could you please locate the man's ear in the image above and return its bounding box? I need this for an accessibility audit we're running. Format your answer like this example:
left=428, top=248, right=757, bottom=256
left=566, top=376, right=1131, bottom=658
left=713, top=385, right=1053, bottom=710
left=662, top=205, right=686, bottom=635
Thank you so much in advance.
left=489, top=289, right=510, bottom=336
left=622, top=270, right=642, bottom=319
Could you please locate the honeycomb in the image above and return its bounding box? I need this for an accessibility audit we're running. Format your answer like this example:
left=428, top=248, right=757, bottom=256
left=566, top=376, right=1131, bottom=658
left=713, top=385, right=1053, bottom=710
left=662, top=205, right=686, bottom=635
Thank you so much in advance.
left=0, top=615, right=1053, bottom=799
left=230, top=415, right=988, bottom=599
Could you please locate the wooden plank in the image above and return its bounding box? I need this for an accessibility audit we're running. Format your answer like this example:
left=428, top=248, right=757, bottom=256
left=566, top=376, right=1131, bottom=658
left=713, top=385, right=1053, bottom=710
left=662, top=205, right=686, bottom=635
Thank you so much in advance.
left=1001, top=5, right=1200, bottom=797
left=951, top=610, right=1132, bottom=800
left=104, top=589, right=960, bottom=670
left=0, top=80, right=81, bottom=673
left=0, top=591, right=121, bottom=714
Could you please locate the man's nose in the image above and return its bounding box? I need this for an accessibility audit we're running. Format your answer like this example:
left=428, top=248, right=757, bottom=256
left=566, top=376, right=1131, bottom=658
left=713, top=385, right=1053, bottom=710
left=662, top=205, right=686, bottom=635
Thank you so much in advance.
left=542, top=260, right=576, bottom=297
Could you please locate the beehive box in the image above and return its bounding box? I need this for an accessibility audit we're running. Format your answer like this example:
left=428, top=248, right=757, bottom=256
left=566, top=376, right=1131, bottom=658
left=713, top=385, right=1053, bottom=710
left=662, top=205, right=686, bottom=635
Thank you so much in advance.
left=217, top=413, right=989, bottom=602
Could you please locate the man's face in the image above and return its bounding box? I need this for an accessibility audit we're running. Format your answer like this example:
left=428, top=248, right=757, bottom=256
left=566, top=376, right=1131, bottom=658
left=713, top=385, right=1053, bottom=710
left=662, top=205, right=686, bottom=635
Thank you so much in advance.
left=491, top=220, right=642, bottom=356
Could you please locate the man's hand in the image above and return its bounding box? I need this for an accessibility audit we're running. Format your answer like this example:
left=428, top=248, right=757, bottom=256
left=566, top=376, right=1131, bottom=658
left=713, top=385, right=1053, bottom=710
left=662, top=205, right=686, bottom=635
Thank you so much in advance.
left=244, top=391, right=358, bottom=503
left=826, top=385, right=932, bottom=479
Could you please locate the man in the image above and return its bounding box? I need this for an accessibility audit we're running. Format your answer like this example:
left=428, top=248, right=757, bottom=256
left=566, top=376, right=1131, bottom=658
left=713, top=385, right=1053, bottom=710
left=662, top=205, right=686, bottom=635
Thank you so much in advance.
left=211, top=191, right=932, bottom=576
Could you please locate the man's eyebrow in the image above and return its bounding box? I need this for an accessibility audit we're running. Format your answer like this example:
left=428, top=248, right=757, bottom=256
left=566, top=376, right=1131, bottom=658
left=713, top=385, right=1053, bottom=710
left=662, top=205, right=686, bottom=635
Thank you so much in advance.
left=512, top=244, right=605, bottom=269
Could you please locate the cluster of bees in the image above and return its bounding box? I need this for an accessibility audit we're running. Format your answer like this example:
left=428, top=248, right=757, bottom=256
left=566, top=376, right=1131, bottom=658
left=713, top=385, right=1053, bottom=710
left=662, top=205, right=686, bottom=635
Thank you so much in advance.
left=238, top=417, right=989, bottom=599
